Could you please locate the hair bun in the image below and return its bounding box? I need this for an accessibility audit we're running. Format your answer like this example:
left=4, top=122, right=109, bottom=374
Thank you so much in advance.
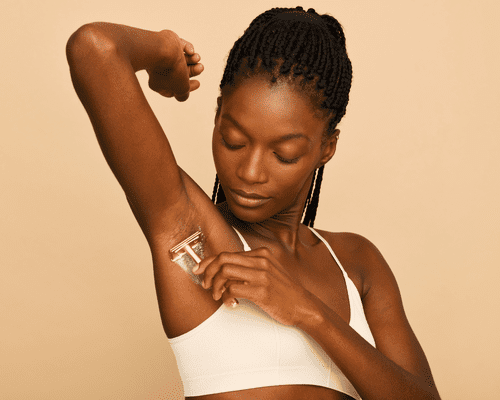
left=220, top=6, right=352, bottom=132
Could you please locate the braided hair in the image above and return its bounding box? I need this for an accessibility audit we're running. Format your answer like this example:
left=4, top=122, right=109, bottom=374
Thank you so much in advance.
left=212, top=6, right=352, bottom=227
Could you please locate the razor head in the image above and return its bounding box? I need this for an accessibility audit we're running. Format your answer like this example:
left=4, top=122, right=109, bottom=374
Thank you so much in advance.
left=169, top=230, right=205, bottom=285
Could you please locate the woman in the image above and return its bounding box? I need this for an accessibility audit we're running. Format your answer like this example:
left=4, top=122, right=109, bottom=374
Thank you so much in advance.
left=66, top=6, right=440, bottom=400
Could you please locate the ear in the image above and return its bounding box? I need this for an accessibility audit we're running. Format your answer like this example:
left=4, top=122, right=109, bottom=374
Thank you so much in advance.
left=317, top=129, right=340, bottom=168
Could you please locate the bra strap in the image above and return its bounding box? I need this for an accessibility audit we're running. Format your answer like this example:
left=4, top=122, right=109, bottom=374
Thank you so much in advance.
left=232, top=226, right=252, bottom=251
left=308, top=226, right=349, bottom=279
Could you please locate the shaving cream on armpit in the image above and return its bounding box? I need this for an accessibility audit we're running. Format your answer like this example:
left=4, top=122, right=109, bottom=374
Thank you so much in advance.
left=169, top=230, right=205, bottom=286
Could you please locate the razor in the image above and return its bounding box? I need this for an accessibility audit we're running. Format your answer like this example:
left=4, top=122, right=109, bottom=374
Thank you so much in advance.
left=169, top=230, right=205, bottom=286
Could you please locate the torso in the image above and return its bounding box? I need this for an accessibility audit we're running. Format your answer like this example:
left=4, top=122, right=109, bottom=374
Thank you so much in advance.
left=182, top=205, right=365, bottom=400
left=220, top=203, right=366, bottom=327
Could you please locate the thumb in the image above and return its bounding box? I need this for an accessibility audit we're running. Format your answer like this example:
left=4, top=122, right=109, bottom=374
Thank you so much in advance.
left=170, top=52, right=191, bottom=102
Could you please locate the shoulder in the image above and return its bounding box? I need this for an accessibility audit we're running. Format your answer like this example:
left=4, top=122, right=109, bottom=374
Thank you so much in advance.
left=314, top=227, right=411, bottom=340
left=315, top=228, right=439, bottom=394
left=312, top=228, right=395, bottom=301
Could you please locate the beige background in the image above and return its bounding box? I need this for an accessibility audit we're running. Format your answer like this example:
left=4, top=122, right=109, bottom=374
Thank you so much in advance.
left=2, top=0, right=499, bottom=399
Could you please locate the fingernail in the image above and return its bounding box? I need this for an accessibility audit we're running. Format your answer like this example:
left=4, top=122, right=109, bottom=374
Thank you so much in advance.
left=192, top=264, right=199, bottom=273
left=230, top=299, right=239, bottom=308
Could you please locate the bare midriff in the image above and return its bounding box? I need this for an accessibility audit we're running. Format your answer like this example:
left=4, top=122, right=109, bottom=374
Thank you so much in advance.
left=187, top=384, right=356, bottom=400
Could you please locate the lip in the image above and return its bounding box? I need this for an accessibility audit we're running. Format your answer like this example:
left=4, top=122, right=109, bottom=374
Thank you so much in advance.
left=229, top=189, right=271, bottom=208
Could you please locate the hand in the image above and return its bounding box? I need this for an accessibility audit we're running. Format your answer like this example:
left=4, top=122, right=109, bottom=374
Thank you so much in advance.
left=193, top=248, right=318, bottom=326
left=147, top=30, right=204, bottom=102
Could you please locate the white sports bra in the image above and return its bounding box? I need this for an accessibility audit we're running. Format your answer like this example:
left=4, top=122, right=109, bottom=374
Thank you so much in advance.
left=168, top=226, right=376, bottom=398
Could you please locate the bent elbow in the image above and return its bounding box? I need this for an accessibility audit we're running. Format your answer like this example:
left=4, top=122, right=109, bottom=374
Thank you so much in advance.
left=66, top=23, right=116, bottom=71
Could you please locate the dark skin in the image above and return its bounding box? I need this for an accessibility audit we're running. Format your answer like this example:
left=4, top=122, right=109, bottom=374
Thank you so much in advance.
left=67, top=22, right=440, bottom=400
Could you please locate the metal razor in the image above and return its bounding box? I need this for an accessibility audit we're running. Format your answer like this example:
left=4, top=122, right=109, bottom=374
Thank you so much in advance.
left=169, top=230, right=205, bottom=286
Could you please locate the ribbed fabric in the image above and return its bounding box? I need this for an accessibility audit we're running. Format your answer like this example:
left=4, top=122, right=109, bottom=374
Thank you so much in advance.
left=168, top=227, right=376, bottom=398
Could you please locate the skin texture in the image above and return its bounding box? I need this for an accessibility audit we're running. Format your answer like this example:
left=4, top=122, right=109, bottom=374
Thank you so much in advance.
left=213, top=78, right=336, bottom=231
left=67, top=22, right=440, bottom=400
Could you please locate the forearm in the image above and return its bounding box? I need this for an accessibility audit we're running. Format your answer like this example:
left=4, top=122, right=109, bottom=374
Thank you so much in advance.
left=66, top=22, right=171, bottom=73
left=297, top=295, right=440, bottom=400
left=65, top=22, right=192, bottom=234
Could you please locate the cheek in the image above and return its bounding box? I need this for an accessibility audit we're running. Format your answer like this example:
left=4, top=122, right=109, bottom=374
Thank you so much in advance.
left=212, top=133, right=227, bottom=172
left=212, top=139, right=232, bottom=177
left=212, top=138, right=243, bottom=190
left=276, top=169, right=311, bottom=200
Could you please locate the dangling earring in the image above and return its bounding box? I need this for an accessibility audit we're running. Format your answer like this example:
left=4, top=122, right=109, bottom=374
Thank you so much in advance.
left=302, top=168, right=318, bottom=222
left=211, top=175, right=226, bottom=204
left=211, top=175, right=220, bottom=203
left=303, top=166, right=324, bottom=227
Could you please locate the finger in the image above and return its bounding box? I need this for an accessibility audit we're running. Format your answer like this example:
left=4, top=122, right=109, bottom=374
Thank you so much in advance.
left=158, top=89, right=174, bottom=98
left=175, top=92, right=190, bottom=102
left=236, top=247, right=292, bottom=276
left=189, top=79, right=201, bottom=92
left=189, top=63, right=204, bottom=78
left=220, top=283, right=259, bottom=306
left=202, top=252, right=266, bottom=289
left=168, top=46, right=191, bottom=101
left=185, top=53, right=201, bottom=65
left=180, top=38, right=195, bottom=55
left=171, top=67, right=191, bottom=101
left=212, top=266, right=263, bottom=300
left=169, top=78, right=199, bottom=101
left=193, top=255, right=217, bottom=275
left=218, top=279, right=242, bottom=300
left=240, top=247, right=275, bottom=259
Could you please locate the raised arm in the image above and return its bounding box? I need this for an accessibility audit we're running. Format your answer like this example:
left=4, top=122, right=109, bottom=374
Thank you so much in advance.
left=66, top=23, right=202, bottom=239
left=66, top=23, right=243, bottom=337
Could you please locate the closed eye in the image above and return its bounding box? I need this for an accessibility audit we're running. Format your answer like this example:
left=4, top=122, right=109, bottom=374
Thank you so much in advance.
left=221, top=132, right=299, bottom=163
left=221, top=135, right=244, bottom=150
left=275, top=153, right=300, bottom=164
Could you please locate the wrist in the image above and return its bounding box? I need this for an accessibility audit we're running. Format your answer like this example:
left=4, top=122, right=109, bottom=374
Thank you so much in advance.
left=294, top=290, right=327, bottom=332
left=126, top=28, right=175, bottom=72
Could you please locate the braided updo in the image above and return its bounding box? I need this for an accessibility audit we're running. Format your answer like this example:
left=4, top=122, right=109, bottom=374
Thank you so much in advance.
left=212, top=6, right=352, bottom=227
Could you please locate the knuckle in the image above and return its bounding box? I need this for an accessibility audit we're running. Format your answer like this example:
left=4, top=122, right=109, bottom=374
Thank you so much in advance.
left=221, top=264, right=232, bottom=275
left=259, top=247, right=272, bottom=257
left=259, top=270, right=270, bottom=285
left=216, top=252, right=229, bottom=263
left=258, top=257, right=270, bottom=269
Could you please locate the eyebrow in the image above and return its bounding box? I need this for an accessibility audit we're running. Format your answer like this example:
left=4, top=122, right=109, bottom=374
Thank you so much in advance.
left=221, top=114, right=311, bottom=143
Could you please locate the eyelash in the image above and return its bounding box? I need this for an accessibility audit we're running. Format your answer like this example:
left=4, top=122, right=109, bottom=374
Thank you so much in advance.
left=221, top=136, right=243, bottom=150
left=221, top=135, right=300, bottom=164
left=275, top=154, right=300, bottom=164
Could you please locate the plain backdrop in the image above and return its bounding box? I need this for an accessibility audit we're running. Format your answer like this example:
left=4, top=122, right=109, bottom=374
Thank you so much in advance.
left=2, top=0, right=499, bottom=399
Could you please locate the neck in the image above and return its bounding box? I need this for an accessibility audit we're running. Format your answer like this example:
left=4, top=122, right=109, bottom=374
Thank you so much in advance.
left=219, top=174, right=315, bottom=253
left=248, top=204, right=305, bottom=251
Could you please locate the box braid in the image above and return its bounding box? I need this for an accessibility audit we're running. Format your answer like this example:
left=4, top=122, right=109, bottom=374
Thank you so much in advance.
left=212, top=6, right=351, bottom=227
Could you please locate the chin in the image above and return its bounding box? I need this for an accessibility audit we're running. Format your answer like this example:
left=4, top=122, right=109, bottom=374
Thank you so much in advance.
left=225, top=199, right=274, bottom=224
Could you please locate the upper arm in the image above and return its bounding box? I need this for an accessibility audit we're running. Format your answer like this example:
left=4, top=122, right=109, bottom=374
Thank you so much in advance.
left=66, top=25, right=234, bottom=247
left=67, top=25, right=247, bottom=337
left=67, top=24, right=185, bottom=239
left=356, top=236, right=439, bottom=390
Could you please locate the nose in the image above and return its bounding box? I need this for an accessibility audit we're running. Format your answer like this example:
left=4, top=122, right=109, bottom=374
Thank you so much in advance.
left=236, top=148, right=268, bottom=185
